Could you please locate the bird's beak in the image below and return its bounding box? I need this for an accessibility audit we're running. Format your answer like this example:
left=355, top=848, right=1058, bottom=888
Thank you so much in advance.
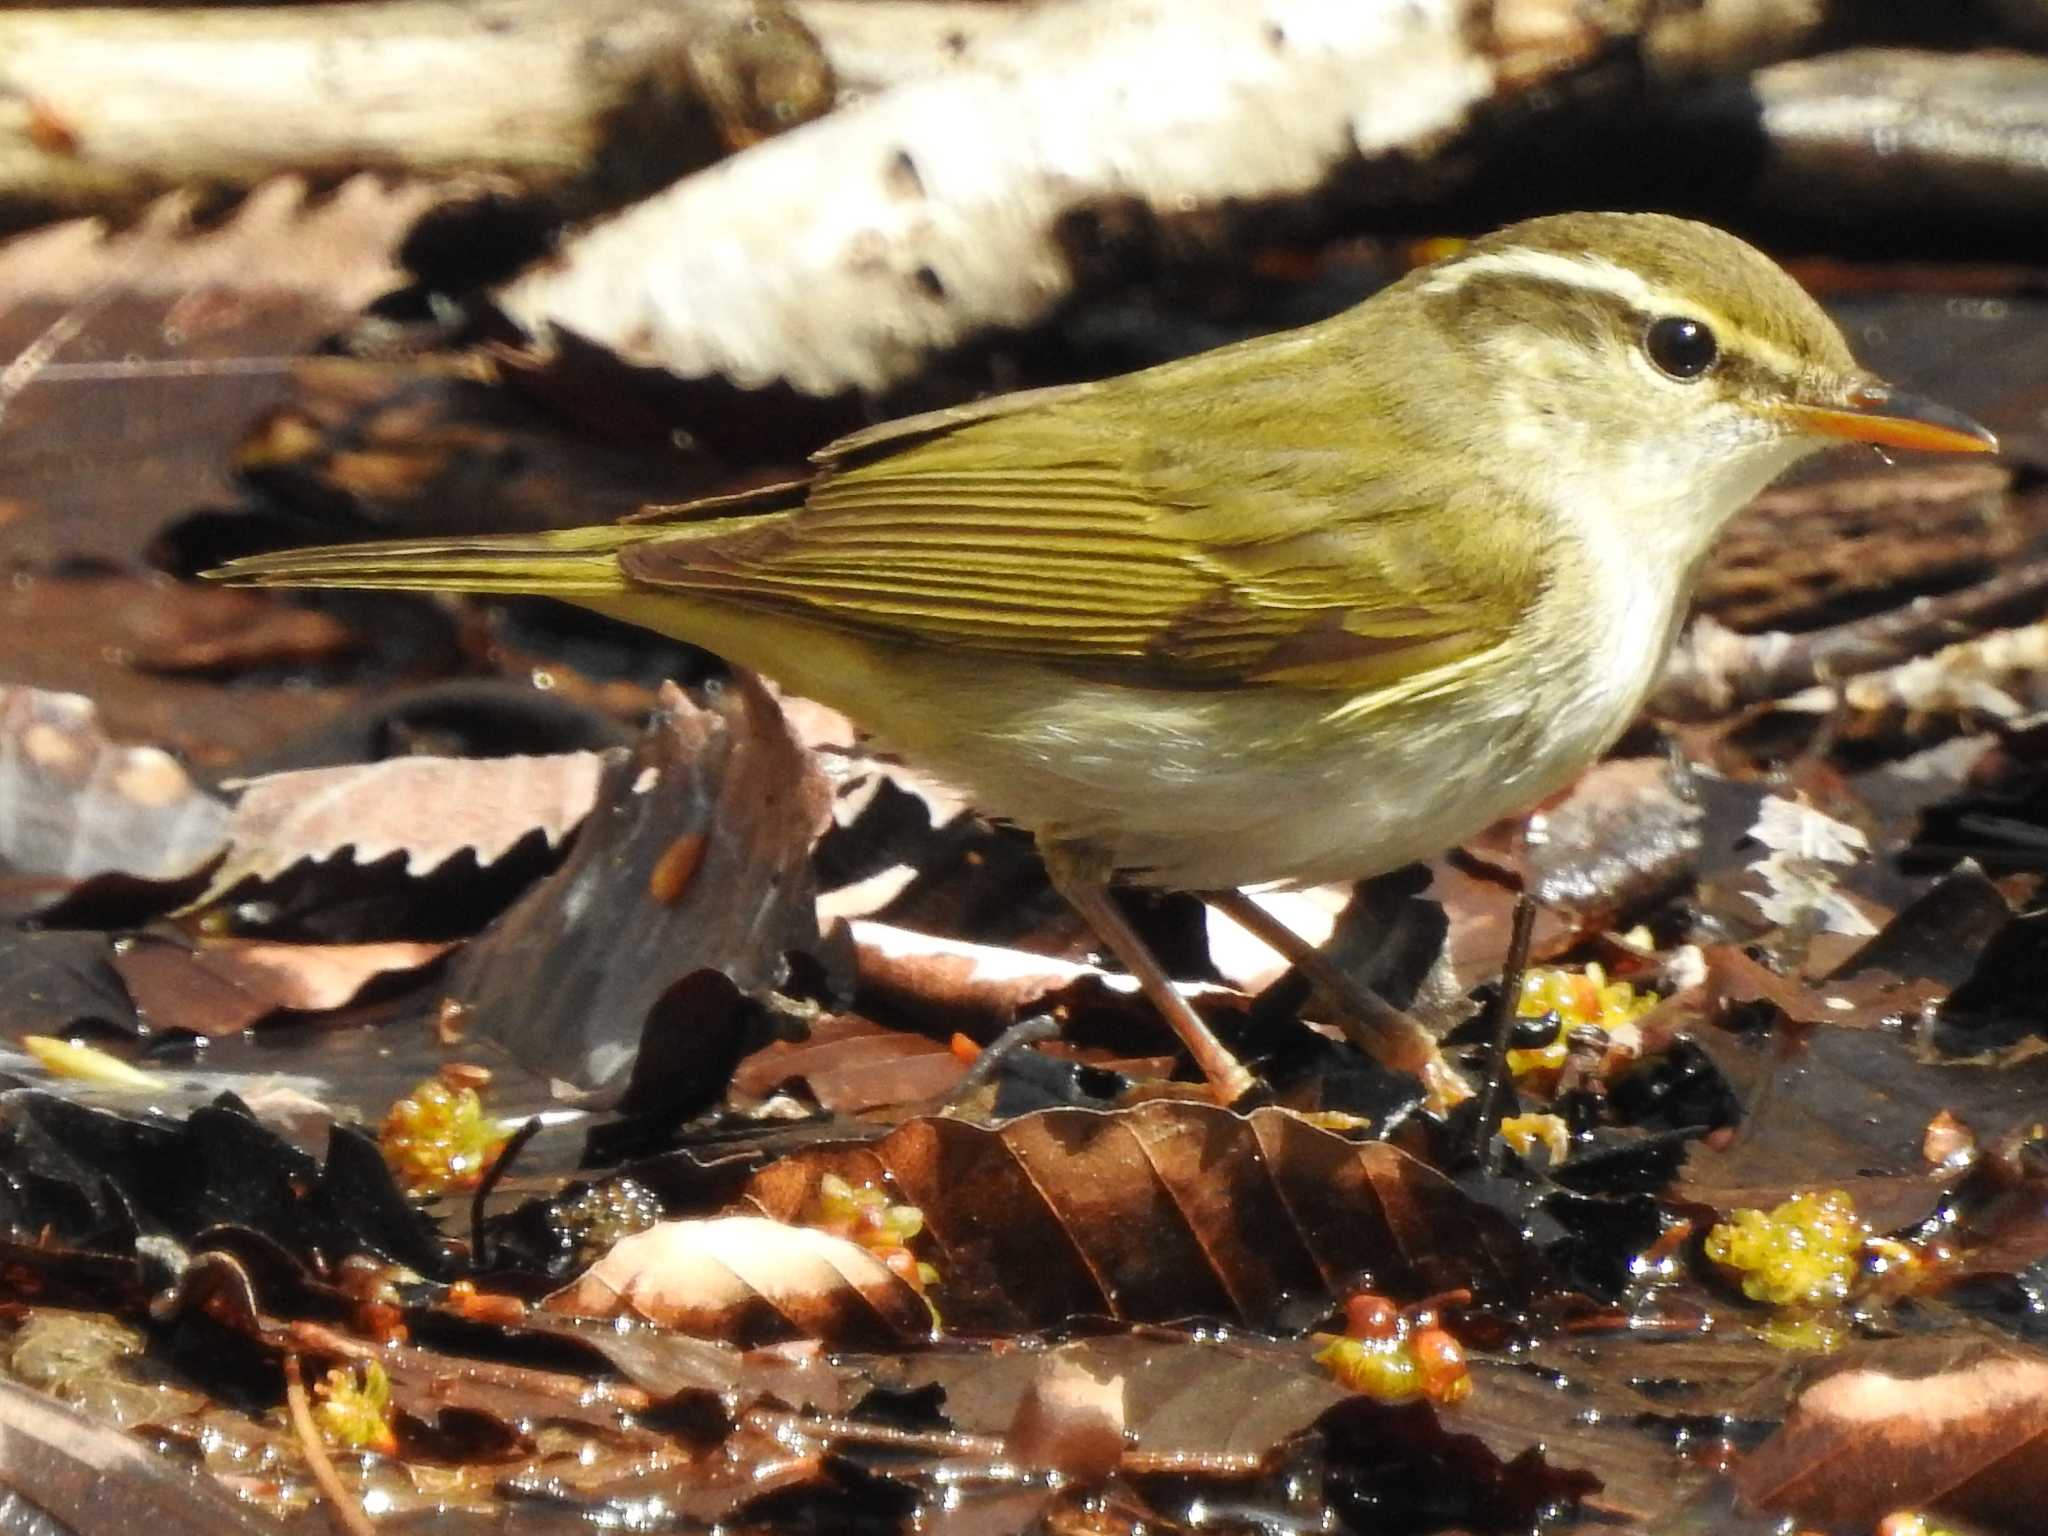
left=1783, top=382, right=1998, bottom=455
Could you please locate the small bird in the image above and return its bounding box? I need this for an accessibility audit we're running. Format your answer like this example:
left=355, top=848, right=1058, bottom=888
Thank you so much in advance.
left=215, top=213, right=1995, bottom=1103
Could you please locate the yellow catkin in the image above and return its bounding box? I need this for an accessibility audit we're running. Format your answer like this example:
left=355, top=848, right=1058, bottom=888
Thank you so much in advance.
left=1704, top=1191, right=1863, bottom=1308
left=1509, top=963, right=1659, bottom=1075
left=379, top=1080, right=508, bottom=1194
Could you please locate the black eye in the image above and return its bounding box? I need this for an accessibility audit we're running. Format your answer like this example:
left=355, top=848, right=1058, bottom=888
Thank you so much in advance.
left=1645, top=316, right=1718, bottom=380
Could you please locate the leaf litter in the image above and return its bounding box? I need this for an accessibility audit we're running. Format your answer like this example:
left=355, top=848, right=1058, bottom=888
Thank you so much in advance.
left=5, top=127, right=2048, bottom=1536
left=8, top=596, right=2048, bottom=1535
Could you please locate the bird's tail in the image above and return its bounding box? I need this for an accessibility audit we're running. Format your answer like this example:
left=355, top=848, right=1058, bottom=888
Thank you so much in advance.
left=207, top=522, right=665, bottom=597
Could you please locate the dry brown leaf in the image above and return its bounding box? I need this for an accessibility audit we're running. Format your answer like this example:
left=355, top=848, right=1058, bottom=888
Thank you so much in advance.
left=195, top=750, right=606, bottom=907
left=1735, top=1353, right=2048, bottom=1529
left=730, top=1010, right=966, bottom=1112
left=1705, top=944, right=1838, bottom=1027
left=544, top=1215, right=931, bottom=1347
left=0, top=576, right=364, bottom=771
left=0, top=177, right=438, bottom=570
left=744, top=1102, right=1555, bottom=1332
left=849, top=918, right=1243, bottom=1039
left=0, top=177, right=435, bottom=308
left=113, top=937, right=453, bottom=1037
left=0, top=687, right=227, bottom=914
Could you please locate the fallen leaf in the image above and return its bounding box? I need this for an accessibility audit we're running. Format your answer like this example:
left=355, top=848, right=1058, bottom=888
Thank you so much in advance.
left=112, top=936, right=452, bottom=1037
left=194, top=749, right=606, bottom=908
left=0, top=929, right=138, bottom=1039
left=544, top=1215, right=931, bottom=1347
left=1735, top=1352, right=2048, bottom=1529
left=730, top=1010, right=967, bottom=1113
left=743, top=1102, right=1556, bottom=1332
left=849, top=918, right=1242, bottom=1040
left=1705, top=944, right=1838, bottom=1027
left=1677, top=1023, right=2048, bottom=1229
left=0, top=176, right=439, bottom=570
left=0, top=1373, right=280, bottom=1535
left=0, top=1092, right=446, bottom=1278
left=867, top=1332, right=1347, bottom=1470
left=1005, top=1353, right=1126, bottom=1482
left=0, top=575, right=364, bottom=772
left=448, top=677, right=835, bottom=1097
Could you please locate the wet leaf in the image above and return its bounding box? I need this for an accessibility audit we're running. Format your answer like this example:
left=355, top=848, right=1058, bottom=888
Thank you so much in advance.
left=1735, top=1349, right=2048, bottom=1529
left=0, top=1091, right=446, bottom=1279
left=1313, top=1388, right=1606, bottom=1533
left=449, top=676, right=834, bottom=1095
left=0, top=574, right=367, bottom=772
left=730, top=1010, right=967, bottom=1113
left=867, top=1331, right=1347, bottom=1468
left=1678, top=1023, right=2048, bottom=1227
left=0, top=929, right=138, bottom=1039
left=1002, top=1352, right=1126, bottom=1481
left=743, top=1103, right=1556, bottom=1333
left=545, top=1215, right=931, bottom=1347
left=0, top=1372, right=281, bottom=1535
left=112, top=936, right=451, bottom=1037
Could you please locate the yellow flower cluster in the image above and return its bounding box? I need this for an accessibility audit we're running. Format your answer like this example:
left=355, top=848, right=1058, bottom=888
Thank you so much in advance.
left=1510, top=962, right=1658, bottom=1076
left=379, top=1079, right=509, bottom=1195
left=313, top=1360, right=397, bottom=1455
left=808, top=1172, right=940, bottom=1294
left=1704, top=1190, right=1863, bottom=1308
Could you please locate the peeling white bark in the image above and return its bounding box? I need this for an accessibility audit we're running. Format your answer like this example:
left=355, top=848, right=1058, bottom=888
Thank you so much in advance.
left=498, top=0, right=1831, bottom=397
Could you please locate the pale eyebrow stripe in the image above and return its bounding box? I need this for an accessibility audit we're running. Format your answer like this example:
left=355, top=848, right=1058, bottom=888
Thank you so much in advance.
left=1421, top=247, right=1659, bottom=309
left=1421, top=246, right=1805, bottom=379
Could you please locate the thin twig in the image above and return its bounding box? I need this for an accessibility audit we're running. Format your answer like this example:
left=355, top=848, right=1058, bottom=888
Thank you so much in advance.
left=744, top=1406, right=1266, bottom=1478
left=941, top=1014, right=1062, bottom=1107
left=282, top=1354, right=378, bottom=1536
left=1470, top=894, right=1538, bottom=1172
left=1653, top=556, right=2048, bottom=719
left=469, top=1114, right=544, bottom=1270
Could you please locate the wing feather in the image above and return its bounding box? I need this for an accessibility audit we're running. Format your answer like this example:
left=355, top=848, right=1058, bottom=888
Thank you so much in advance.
left=619, top=351, right=1542, bottom=691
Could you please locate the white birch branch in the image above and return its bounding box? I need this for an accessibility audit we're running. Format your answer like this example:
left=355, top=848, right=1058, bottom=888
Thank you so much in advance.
left=497, top=0, right=1832, bottom=397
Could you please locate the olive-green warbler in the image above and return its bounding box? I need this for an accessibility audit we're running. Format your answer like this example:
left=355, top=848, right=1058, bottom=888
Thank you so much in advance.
left=216, top=213, right=1995, bottom=1103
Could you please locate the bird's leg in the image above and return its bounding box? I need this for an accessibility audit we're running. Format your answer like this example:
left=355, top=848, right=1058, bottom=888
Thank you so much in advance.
left=1203, top=888, right=1446, bottom=1081
left=1043, top=848, right=1258, bottom=1106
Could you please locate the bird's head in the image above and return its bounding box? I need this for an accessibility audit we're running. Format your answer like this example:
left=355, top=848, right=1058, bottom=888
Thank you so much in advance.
left=1408, top=212, right=1995, bottom=535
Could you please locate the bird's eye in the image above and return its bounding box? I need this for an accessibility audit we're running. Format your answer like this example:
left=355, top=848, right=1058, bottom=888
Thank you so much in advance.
left=1644, top=317, right=1718, bottom=380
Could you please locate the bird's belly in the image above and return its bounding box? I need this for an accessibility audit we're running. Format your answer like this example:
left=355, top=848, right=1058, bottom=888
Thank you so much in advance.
left=638, top=597, right=1655, bottom=893
left=873, top=661, right=1637, bottom=891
